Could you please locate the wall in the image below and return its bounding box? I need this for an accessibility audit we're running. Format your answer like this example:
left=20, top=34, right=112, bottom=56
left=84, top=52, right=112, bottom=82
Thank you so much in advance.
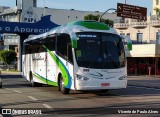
left=152, top=0, right=160, bottom=15
left=20, top=6, right=117, bottom=25
left=127, top=44, right=156, bottom=57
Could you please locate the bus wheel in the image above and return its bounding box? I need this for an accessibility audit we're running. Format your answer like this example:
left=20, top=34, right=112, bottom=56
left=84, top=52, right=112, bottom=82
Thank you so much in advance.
left=30, top=72, right=39, bottom=87
left=0, top=81, right=2, bottom=88
left=59, top=75, right=70, bottom=94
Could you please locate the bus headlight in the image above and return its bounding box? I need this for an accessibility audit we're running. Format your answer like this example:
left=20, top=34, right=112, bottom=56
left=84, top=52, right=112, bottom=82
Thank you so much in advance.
left=76, top=74, right=90, bottom=81
left=118, top=75, right=127, bottom=80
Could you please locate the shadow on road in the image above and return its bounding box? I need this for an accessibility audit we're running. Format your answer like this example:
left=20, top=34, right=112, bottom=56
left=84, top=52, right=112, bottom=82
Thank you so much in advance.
left=1, top=74, right=22, bottom=79
left=1, top=74, right=31, bottom=88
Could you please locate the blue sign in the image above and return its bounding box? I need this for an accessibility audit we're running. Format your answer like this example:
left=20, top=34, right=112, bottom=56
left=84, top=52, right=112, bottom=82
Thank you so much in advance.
left=0, top=15, right=59, bottom=34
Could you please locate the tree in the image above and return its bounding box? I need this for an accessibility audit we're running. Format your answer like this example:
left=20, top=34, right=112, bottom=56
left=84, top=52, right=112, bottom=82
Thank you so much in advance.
left=84, top=14, right=100, bottom=21
left=84, top=14, right=114, bottom=27
left=103, top=19, right=114, bottom=27
left=0, top=50, right=16, bottom=69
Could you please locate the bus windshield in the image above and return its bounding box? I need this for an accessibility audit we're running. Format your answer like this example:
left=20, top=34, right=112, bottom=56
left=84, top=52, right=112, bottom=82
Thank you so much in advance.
left=75, top=32, right=125, bottom=69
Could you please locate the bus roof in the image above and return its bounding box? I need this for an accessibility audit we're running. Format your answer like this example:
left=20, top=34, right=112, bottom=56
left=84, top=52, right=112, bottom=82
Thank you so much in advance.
left=66, top=20, right=110, bottom=30
left=24, top=20, right=116, bottom=43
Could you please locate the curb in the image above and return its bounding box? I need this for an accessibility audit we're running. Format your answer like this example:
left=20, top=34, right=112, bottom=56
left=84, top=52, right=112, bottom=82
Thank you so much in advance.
left=0, top=71, right=21, bottom=75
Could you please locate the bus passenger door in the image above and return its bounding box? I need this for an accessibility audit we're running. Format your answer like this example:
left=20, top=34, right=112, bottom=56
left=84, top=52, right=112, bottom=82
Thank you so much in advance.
left=67, top=43, right=74, bottom=89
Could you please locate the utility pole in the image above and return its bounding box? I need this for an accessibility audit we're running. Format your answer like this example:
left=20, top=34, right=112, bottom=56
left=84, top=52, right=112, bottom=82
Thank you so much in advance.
left=122, top=0, right=127, bottom=23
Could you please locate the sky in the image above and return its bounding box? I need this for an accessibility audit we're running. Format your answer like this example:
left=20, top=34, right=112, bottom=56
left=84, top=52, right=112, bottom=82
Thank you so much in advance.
left=0, top=0, right=152, bottom=15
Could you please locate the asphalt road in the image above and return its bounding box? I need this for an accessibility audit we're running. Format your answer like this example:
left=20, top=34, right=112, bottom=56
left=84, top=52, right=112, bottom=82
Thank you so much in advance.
left=0, top=72, right=160, bottom=117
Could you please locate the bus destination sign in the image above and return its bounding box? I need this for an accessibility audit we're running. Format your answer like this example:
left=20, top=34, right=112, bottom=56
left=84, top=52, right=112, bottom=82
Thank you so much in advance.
left=117, top=3, right=147, bottom=21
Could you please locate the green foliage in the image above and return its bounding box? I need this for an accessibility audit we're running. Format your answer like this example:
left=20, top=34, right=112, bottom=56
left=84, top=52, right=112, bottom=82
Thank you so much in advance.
left=102, top=19, right=114, bottom=27
left=154, top=7, right=160, bottom=16
left=84, top=14, right=114, bottom=27
left=84, top=14, right=100, bottom=21
left=0, top=50, right=16, bottom=65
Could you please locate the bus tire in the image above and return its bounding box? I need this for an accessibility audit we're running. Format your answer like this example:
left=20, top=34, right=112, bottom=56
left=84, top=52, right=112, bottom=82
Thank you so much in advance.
left=0, top=82, right=2, bottom=88
left=58, top=75, right=70, bottom=94
left=30, top=72, right=39, bottom=87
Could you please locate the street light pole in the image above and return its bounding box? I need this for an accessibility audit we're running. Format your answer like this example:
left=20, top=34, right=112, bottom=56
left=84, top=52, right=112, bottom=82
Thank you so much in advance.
left=98, top=8, right=116, bottom=22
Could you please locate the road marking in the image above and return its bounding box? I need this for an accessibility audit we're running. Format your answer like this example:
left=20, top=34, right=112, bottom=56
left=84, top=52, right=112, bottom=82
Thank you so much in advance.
left=4, top=88, right=22, bottom=93
left=28, top=96, right=38, bottom=101
left=42, top=104, right=53, bottom=109
left=13, top=90, right=22, bottom=93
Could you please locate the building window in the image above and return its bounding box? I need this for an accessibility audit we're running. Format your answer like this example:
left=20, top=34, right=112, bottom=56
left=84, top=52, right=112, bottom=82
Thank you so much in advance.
left=126, top=33, right=130, bottom=37
left=120, top=33, right=125, bottom=43
left=120, top=33, right=125, bottom=36
left=156, top=32, right=160, bottom=42
left=137, top=33, right=143, bottom=43
left=33, top=0, right=37, bottom=7
left=156, top=0, right=159, bottom=5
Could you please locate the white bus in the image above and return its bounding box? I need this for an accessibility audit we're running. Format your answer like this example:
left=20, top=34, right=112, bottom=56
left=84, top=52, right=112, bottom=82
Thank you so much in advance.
left=22, top=20, right=131, bottom=94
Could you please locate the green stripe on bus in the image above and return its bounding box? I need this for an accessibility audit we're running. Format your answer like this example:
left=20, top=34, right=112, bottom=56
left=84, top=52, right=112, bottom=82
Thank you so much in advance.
left=33, top=73, right=58, bottom=86
left=43, top=45, right=72, bottom=88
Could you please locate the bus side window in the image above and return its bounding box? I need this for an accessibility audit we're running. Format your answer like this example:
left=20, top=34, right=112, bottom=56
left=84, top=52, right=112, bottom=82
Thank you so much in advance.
left=39, top=44, right=45, bottom=53
left=28, top=45, right=32, bottom=54
left=57, top=34, right=67, bottom=57
left=44, top=37, right=56, bottom=51
left=23, top=43, right=27, bottom=54
left=25, top=44, right=31, bottom=54
left=56, top=34, right=73, bottom=64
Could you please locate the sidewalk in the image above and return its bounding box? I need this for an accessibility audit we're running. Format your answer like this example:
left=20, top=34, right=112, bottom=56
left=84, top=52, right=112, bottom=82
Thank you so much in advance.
left=128, top=75, right=160, bottom=89
left=0, top=71, right=21, bottom=75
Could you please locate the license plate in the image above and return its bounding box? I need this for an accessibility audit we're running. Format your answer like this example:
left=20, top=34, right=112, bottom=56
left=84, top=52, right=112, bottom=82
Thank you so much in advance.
left=101, top=83, right=110, bottom=87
